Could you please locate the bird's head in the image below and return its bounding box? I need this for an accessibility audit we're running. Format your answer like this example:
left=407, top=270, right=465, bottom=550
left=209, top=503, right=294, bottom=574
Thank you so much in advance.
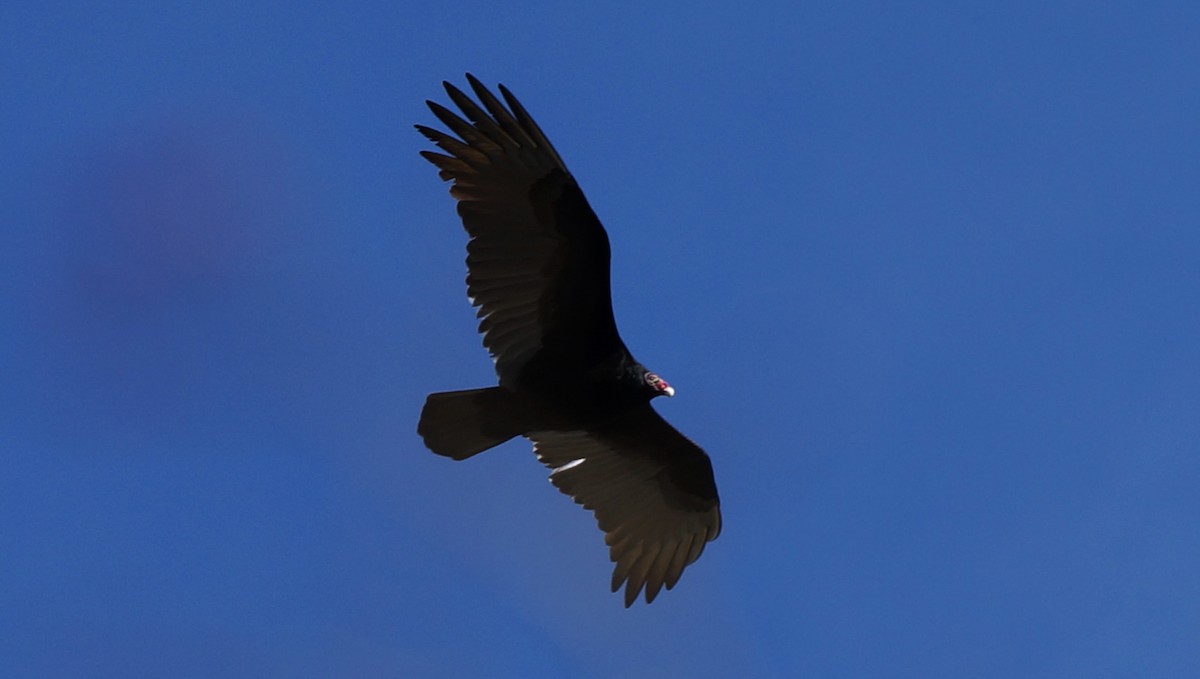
left=643, top=371, right=675, bottom=399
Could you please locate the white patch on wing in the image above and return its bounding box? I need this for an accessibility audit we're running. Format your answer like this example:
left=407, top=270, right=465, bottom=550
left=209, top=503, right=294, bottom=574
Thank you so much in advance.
left=550, top=458, right=585, bottom=476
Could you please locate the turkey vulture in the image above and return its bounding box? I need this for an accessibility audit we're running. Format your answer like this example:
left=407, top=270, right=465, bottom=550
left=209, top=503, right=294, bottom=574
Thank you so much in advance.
left=415, top=75, right=721, bottom=607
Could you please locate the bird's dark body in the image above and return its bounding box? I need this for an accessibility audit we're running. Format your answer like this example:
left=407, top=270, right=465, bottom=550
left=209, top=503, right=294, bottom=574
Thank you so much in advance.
left=416, top=75, right=721, bottom=606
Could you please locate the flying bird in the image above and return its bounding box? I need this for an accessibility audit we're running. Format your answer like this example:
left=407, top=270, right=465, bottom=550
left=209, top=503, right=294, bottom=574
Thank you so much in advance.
left=415, top=75, right=721, bottom=607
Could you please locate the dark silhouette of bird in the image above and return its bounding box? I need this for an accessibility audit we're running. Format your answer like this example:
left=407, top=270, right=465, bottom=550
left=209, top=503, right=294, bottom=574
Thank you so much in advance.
left=416, top=75, right=721, bottom=607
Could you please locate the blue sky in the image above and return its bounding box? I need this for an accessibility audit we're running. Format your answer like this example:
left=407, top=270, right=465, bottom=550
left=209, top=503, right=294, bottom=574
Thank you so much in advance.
left=3, top=2, right=1199, bottom=677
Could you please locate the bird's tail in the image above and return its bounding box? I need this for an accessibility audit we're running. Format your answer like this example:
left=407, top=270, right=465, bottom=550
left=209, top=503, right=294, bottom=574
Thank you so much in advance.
left=417, top=387, right=526, bottom=460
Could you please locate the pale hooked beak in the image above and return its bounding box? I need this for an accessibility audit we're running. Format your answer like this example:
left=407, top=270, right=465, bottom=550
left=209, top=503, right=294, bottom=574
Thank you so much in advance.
left=645, top=372, right=674, bottom=398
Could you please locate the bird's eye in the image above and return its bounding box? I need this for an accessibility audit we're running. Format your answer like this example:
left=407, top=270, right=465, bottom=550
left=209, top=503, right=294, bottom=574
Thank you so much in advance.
left=645, top=372, right=659, bottom=385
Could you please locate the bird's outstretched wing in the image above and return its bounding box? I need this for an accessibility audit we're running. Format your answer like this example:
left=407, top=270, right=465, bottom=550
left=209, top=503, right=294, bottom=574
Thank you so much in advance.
left=416, top=75, right=626, bottom=385
left=529, top=405, right=722, bottom=606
